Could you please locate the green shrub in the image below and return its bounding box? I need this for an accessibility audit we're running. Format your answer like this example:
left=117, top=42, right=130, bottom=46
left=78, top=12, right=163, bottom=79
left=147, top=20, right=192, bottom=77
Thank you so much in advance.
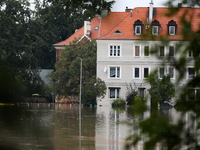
left=111, top=98, right=126, bottom=107
left=125, top=81, right=138, bottom=105
left=126, top=91, right=137, bottom=105
left=134, top=95, right=143, bottom=105
left=133, top=95, right=147, bottom=115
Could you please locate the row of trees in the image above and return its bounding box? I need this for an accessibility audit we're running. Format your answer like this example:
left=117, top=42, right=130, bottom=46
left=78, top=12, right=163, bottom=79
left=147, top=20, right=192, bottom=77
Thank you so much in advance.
left=0, top=0, right=114, bottom=101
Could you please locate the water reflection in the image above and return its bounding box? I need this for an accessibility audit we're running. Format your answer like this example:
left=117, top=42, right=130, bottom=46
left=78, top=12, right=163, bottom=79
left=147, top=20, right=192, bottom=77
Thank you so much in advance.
left=96, top=106, right=131, bottom=150
left=0, top=104, right=133, bottom=150
left=0, top=104, right=187, bottom=150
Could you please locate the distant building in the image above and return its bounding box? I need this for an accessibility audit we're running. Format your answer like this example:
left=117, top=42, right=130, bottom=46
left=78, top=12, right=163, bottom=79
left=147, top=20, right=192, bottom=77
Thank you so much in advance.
left=53, top=17, right=100, bottom=63
left=39, top=69, right=54, bottom=84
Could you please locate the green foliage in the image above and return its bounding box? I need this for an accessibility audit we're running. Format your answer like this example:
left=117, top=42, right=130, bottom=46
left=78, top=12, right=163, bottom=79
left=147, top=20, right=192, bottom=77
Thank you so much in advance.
left=30, top=0, right=115, bottom=69
left=82, top=77, right=106, bottom=105
left=132, top=95, right=147, bottom=116
left=148, top=73, right=175, bottom=105
left=0, top=0, right=47, bottom=101
left=0, top=0, right=114, bottom=103
left=126, top=1, right=200, bottom=149
left=126, top=81, right=138, bottom=105
left=0, top=65, right=25, bottom=103
left=111, top=98, right=126, bottom=107
left=47, top=39, right=106, bottom=105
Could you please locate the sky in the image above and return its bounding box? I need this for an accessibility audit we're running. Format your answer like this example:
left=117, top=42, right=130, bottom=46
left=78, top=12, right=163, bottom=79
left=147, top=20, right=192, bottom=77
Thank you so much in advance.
left=29, top=0, right=180, bottom=11
left=111, top=0, right=174, bottom=12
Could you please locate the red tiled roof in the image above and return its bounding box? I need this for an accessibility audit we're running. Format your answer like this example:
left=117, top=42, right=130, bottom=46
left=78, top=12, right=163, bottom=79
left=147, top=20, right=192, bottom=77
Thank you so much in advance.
left=98, top=7, right=200, bottom=40
left=53, top=16, right=100, bottom=46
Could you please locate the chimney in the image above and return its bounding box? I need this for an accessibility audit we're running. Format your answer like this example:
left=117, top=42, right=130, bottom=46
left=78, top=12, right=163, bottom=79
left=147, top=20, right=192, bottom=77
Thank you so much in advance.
left=125, top=6, right=132, bottom=12
left=101, top=9, right=108, bottom=17
left=178, top=3, right=182, bottom=9
left=149, top=0, right=153, bottom=22
left=84, top=21, right=91, bottom=36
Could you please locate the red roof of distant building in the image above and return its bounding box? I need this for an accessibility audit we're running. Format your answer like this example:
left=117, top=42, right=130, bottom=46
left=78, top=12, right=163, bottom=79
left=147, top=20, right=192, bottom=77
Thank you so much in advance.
left=54, top=6, right=200, bottom=47
left=53, top=16, right=100, bottom=46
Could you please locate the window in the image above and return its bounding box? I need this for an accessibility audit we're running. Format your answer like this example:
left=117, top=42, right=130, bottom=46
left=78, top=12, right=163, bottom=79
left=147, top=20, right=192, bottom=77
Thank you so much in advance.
left=169, top=46, right=175, bottom=57
left=138, top=88, right=145, bottom=97
left=134, top=46, right=140, bottom=57
left=167, top=20, right=177, bottom=35
left=188, top=89, right=200, bottom=100
left=133, top=66, right=141, bottom=79
left=152, top=26, right=158, bottom=35
left=152, top=20, right=161, bottom=35
left=159, top=67, right=165, bottom=79
left=109, top=88, right=120, bottom=99
left=188, top=67, right=195, bottom=79
left=135, top=26, right=141, bottom=35
left=169, top=26, right=175, bottom=35
left=113, top=30, right=122, bottom=34
left=144, top=46, right=150, bottom=57
left=94, top=26, right=99, bottom=30
left=110, top=67, right=120, bottom=78
left=188, top=50, right=193, bottom=58
left=143, top=67, right=150, bottom=78
left=168, top=67, right=175, bottom=79
left=159, top=46, right=165, bottom=57
left=133, top=20, right=144, bottom=35
left=110, top=45, right=121, bottom=57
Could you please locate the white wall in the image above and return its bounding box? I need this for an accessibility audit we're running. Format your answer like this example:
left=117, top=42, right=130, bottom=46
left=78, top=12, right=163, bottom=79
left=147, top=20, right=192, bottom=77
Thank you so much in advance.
left=97, top=39, right=192, bottom=106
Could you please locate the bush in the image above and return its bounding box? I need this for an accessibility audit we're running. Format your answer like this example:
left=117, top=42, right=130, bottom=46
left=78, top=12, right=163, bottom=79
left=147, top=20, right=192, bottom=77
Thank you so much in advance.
left=125, top=81, right=139, bottom=105
left=111, top=98, right=126, bottom=107
left=133, top=95, right=147, bottom=115
left=126, top=91, right=138, bottom=105
left=134, top=95, right=143, bottom=105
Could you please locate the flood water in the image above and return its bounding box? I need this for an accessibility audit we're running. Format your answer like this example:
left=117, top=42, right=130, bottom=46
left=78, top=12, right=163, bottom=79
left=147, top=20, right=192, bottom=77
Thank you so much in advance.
left=0, top=103, right=135, bottom=150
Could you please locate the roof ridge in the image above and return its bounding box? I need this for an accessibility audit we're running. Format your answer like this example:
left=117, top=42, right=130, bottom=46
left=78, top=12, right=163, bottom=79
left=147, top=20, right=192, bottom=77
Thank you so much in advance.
left=99, top=13, right=130, bottom=39
left=53, top=26, right=84, bottom=45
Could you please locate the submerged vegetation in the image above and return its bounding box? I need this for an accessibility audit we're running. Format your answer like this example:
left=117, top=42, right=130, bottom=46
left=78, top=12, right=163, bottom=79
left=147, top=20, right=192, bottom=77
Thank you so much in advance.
left=111, top=98, right=126, bottom=107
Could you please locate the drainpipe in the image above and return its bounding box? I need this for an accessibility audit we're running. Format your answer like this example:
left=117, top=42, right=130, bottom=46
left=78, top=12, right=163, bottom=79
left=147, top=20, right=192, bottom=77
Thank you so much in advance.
left=98, top=17, right=102, bottom=37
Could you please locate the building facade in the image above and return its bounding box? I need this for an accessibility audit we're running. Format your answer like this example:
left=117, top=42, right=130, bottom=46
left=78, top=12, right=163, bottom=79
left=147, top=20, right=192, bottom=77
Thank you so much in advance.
left=96, top=3, right=199, bottom=105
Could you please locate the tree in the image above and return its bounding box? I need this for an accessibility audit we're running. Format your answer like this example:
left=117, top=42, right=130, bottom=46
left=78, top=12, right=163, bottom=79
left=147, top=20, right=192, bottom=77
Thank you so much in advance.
left=47, top=38, right=106, bottom=105
left=0, top=0, right=47, bottom=101
left=31, top=0, right=115, bottom=69
left=125, top=81, right=139, bottom=105
left=126, top=1, right=200, bottom=150
left=148, top=74, right=175, bottom=105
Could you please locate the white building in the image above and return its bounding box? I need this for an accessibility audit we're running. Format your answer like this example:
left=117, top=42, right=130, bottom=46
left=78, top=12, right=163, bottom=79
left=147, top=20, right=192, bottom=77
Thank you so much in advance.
left=96, top=3, right=199, bottom=105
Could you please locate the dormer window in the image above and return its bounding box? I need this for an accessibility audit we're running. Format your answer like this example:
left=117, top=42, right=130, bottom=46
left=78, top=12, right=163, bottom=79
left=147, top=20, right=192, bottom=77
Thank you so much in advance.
left=167, top=20, right=177, bottom=35
left=135, top=26, right=141, bottom=35
left=169, top=26, right=175, bottom=35
left=133, top=20, right=144, bottom=35
left=113, top=30, right=122, bottom=34
left=152, top=20, right=161, bottom=35
left=152, top=26, right=158, bottom=35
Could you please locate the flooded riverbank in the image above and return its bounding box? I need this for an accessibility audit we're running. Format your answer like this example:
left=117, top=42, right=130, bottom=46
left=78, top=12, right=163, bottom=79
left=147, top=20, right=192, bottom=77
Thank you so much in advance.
left=0, top=103, right=135, bottom=150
